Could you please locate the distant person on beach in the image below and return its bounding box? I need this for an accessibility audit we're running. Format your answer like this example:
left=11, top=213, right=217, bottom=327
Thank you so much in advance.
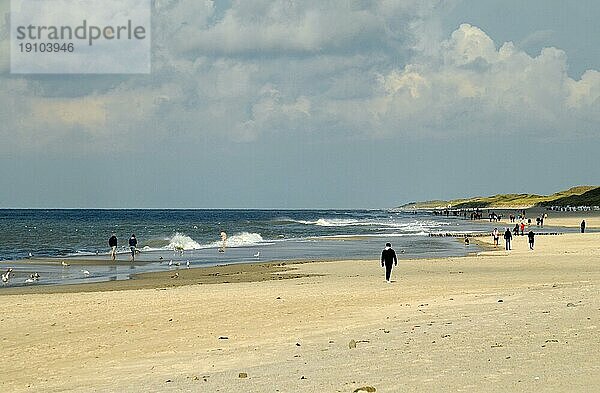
left=520, top=222, right=525, bottom=235
left=513, top=224, right=519, bottom=237
left=528, top=230, right=535, bottom=250
left=129, top=234, right=138, bottom=261
left=581, top=220, right=586, bottom=233
left=109, top=234, right=117, bottom=261
left=504, top=228, right=512, bottom=250
left=381, top=243, right=397, bottom=283
left=492, top=228, right=499, bottom=247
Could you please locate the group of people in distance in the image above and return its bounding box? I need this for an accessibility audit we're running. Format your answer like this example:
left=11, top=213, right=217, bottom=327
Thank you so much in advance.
left=108, top=233, right=138, bottom=261
left=496, top=227, right=535, bottom=251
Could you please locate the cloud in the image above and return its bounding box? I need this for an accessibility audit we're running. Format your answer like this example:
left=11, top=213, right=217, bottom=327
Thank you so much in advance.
left=339, top=23, right=600, bottom=139
left=1, top=3, right=599, bottom=155
left=165, top=0, right=451, bottom=56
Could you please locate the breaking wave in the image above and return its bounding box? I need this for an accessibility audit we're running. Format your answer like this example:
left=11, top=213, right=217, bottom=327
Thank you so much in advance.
left=161, top=232, right=265, bottom=251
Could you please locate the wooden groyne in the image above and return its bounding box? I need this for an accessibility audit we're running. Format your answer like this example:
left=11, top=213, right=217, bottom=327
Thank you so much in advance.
left=429, top=232, right=563, bottom=238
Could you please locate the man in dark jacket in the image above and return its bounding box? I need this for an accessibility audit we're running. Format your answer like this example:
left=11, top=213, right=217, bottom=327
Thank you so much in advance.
left=504, top=228, right=512, bottom=250
left=109, top=234, right=118, bottom=261
left=528, top=230, right=535, bottom=250
left=381, top=242, right=397, bottom=283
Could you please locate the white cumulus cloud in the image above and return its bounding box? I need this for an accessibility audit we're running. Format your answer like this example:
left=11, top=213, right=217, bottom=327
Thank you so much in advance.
left=1, top=3, right=599, bottom=154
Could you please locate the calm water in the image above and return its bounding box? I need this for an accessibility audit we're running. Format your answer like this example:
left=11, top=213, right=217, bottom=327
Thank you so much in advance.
left=0, top=209, right=554, bottom=287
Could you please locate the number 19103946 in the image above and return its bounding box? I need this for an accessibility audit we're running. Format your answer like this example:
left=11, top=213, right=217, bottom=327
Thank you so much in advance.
left=19, top=42, right=74, bottom=53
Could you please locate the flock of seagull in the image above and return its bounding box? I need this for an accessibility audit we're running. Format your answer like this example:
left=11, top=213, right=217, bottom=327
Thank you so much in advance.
left=2, top=268, right=43, bottom=285
left=1, top=258, right=92, bottom=286
left=2, top=248, right=263, bottom=286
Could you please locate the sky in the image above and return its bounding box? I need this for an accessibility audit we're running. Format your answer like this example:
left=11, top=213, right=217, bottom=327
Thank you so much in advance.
left=0, top=0, right=599, bottom=208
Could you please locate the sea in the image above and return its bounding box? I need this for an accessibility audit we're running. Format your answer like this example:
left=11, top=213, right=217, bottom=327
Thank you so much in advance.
left=0, top=209, right=568, bottom=287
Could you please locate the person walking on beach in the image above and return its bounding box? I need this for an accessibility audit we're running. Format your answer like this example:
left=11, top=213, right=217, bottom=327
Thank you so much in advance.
left=129, top=234, right=138, bottom=261
left=504, top=228, right=512, bottom=251
left=381, top=242, right=397, bottom=283
left=492, top=228, right=499, bottom=247
left=520, top=222, right=525, bottom=236
left=528, top=230, right=535, bottom=250
left=109, top=234, right=117, bottom=261
left=581, top=220, right=586, bottom=233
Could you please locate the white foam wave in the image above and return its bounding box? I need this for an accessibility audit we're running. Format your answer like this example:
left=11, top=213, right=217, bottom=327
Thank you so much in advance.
left=311, top=231, right=430, bottom=239
left=292, top=218, right=448, bottom=229
left=205, top=232, right=265, bottom=248
left=166, top=233, right=203, bottom=250
left=118, top=232, right=268, bottom=253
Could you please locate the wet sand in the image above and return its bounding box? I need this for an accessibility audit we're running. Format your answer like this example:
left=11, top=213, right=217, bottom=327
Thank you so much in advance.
left=1, top=233, right=599, bottom=392
left=0, top=261, right=312, bottom=295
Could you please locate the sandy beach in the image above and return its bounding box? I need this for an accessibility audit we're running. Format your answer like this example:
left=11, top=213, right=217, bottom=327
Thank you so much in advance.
left=542, top=215, right=600, bottom=229
left=2, top=233, right=599, bottom=392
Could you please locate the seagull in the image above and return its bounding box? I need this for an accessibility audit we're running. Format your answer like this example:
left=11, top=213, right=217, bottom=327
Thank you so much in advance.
left=253, top=251, right=260, bottom=258
left=1, top=268, right=13, bottom=284
left=28, top=252, right=33, bottom=258
left=25, top=278, right=35, bottom=283
left=186, top=260, right=190, bottom=268
left=61, top=260, right=70, bottom=267
left=400, top=249, right=406, bottom=254
left=31, top=272, right=40, bottom=280
left=170, top=272, right=179, bottom=279
left=168, top=260, right=173, bottom=266
left=81, top=270, right=90, bottom=276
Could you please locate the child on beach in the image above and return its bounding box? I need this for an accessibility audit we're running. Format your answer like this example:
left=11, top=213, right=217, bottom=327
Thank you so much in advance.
left=492, top=228, right=499, bottom=247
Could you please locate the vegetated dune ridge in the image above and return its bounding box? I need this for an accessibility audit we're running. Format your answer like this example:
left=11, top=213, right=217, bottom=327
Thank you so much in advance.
left=400, top=185, right=599, bottom=209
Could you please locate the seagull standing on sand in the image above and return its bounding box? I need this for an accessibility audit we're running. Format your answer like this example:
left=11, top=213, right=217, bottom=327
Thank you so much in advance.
left=186, top=260, right=190, bottom=268
left=2, top=268, right=13, bottom=284
left=25, top=273, right=39, bottom=283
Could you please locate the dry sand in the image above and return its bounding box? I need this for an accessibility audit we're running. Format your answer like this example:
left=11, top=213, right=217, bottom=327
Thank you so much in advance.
left=2, top=233, right=599, bottom=392
left=543, top=215, right=600, bottom=229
